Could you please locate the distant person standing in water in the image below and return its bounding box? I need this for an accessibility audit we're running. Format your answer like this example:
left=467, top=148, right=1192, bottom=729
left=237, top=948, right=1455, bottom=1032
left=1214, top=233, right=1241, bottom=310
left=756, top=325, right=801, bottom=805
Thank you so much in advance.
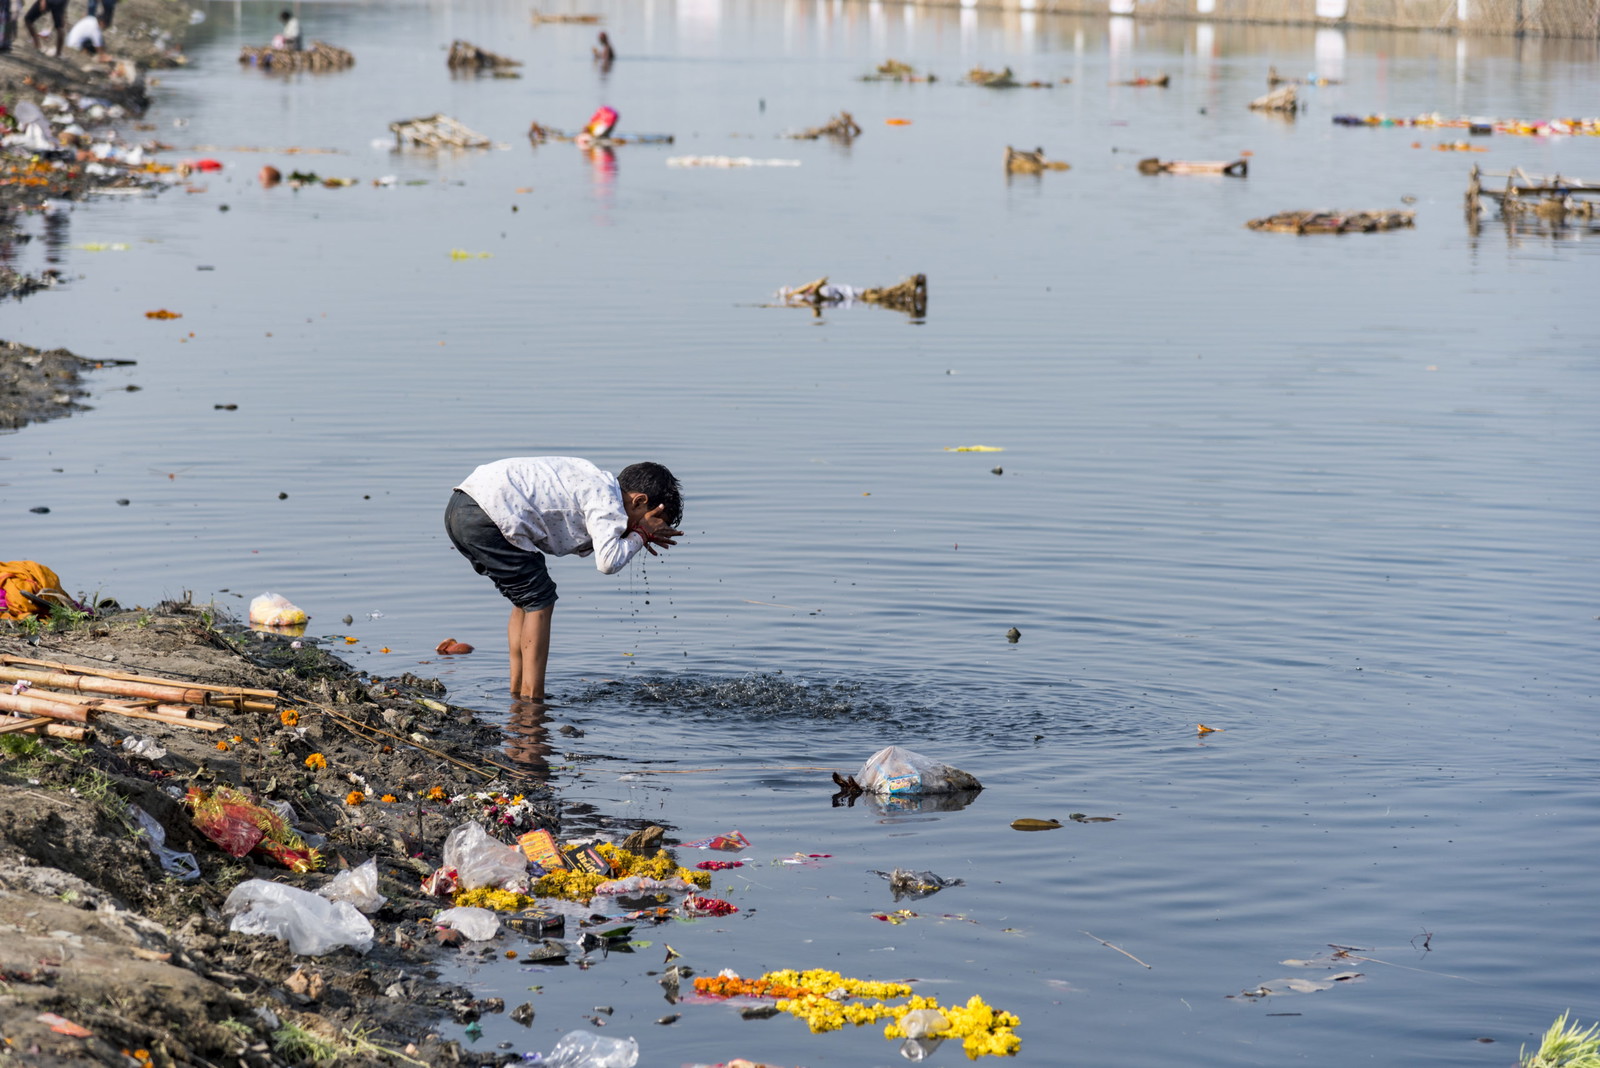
left=593, top=30, right=613, bottom=66
left=444, top=457, right=683, bottom=701
left=275, top=8, right=301, bottom=51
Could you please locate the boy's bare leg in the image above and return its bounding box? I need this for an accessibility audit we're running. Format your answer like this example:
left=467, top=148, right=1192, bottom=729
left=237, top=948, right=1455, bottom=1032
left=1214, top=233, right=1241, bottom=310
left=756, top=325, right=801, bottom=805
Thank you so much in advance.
left=516, top=605, right=553, bottom=701
left=507, top=607, right=526, bottom=696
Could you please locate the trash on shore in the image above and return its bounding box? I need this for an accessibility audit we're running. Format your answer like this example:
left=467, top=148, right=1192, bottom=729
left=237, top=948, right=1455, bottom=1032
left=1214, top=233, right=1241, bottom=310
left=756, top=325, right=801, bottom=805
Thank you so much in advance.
left=1, top=561, right=71, bottom=621
left=438, top=821, right=532, bottom=892
left=776, top=274, right=927, bottom=317
left=530, top=9, right=604, bottom=22
left=862, top=58, right=935, bottom=83
left=250, top=591, right=307, bottom=627
left=224, top=879, right=374, bottom=955
left=1114, top=73, right=1170, bottom=87
left=1005, top=146, right=1070, bottom=174
left=238, top=41, right=355, bottom=72
left=390, top=114, right=494, bottom=149
left=786, top=111, right=862, bottom=141
left=447, top=39, right=522, bottom=71
left=188, top=785, right=325, bottom=871
left=1250, top=85, right=1300, bottom=112
left=854, top=744, right=982, bottom=796
left=1465, top=164, right=1599, bottom=222
left=319, top=857, right=385, bottom=912
left=1139, top=157, right=1248, bottom=177
left=434, top=906, right=501, bottom=940
left=540, top=1030, right=638, bottom=1067
left=1247, top=209, right=1414, bottom=233
left=130, top=803, right=201, bottom=880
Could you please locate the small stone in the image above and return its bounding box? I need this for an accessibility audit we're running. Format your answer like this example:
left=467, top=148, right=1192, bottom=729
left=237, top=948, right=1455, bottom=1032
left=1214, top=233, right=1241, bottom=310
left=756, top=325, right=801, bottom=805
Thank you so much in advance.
left=343, top=615, right=354, bottom=625
left=116, top=499, right=130, bottom=506
left=278, top=491, right=288, bottom=499
left=558, top=724, right=584, bottom=737
left=656, top=1014, right=680, bottom=1025
left=29, top=506, right=50, bottom=514
left=991, top=467, right=1003, bottom=475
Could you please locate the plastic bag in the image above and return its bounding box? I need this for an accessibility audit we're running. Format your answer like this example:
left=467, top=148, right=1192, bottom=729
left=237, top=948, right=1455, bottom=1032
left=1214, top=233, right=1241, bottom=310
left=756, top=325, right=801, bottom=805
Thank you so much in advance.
left=224, top=879, right=373, bottom=955
left=129, top=805, right=200, bottom=881
left=433, top=906, right=500, bottom=941
left=594, top=875, right=695, bottom=895
left=442, top=822, right=530, bottom=891
left=543, top=1030, right=639, bottom=1068
left=249, top=592, right=307, bottom=627
left=121, top=736, right=167, bottom=761
left=187, top=786, right=322, bottom=872
left=856, top=746, right=982, bottom=796
left=318, top=858, right=385, bottom=913
left=899, top=1008, right=950, bottom=1039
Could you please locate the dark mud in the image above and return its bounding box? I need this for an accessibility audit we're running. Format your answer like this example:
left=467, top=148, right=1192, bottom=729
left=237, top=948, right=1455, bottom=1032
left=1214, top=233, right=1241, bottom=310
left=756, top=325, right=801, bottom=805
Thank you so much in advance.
left=0, top=338, right=134, bottom=431
left=0, top=600, right=562, bottom=1067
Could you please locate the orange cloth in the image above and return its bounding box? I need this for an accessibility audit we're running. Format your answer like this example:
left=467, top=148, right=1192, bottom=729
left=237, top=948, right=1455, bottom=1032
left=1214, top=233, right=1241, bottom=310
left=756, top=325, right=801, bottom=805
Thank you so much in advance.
left=0, top=560, right=65, bottom=619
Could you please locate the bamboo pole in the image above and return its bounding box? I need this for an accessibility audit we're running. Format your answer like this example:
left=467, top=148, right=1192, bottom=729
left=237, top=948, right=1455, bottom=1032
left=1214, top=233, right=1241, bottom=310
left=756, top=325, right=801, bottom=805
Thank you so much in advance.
left=0, top=715, right=90, bottom=741
left=0, top=716, right=54, bottom=735
left=0, top=654, right=278, bottom=699
left=0, top=666, right=271, bottom=710
left=93, top=706, right=227, bottom=732
left=0, top=692, right=90, bottom=723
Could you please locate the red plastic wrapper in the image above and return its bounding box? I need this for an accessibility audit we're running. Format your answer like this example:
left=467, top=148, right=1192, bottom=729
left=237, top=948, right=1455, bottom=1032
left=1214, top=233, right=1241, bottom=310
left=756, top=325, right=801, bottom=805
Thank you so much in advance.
left=186, top=786, right=322, bottom=872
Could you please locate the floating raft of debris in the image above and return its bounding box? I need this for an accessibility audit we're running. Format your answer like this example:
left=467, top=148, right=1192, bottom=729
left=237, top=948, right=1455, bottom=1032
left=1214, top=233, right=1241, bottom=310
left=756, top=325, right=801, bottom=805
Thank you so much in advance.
left=779, top=274, right=928, bottom=317
left=1268, top=67, right=1339, bottom=87
left=1139, top=157, right=1248, bottom=177
left=527, top=123, right=674, bottom=145
left=238, top=41, right=355, bottom=72
left=1333, top=113, right=1600, bottom=135
left=1114, top=73, right=1169, bottom=87
left=863, top=59, right=935, bottom=83
left=391, top=113, right=494, bottom=148
left=530, top=9, right=603, bottom=22
left=1247, top=210, right=1414, bottom=234
left=1250, top=85, right=1299, bottom=112
left=0, top=654, right=280, bottom=742
left=448, top=39, right=522, bottom=70
left=1005, top=146, right=1070, bottom=174
left=788, top=112, right=862, bottom=141
left=1466, top=165, right=1600, bottom=220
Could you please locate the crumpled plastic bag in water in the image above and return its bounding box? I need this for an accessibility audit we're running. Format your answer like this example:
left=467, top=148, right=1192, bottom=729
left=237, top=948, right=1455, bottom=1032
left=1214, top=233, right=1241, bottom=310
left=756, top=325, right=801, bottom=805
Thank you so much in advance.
left=249, top=592, right=307, bottom=627
left=857, top=745, right=982, bottom=796
left=318, top=857, right=385, bottom=913
left=224, top=879, right=373, bottom=955
left=442, top=822, right=531, bottom=892
left=871, top=868, right=966, bottom=900
left=543, top=1030, right=639, bottom=1068
left=433, top=906, right=500, bottom=941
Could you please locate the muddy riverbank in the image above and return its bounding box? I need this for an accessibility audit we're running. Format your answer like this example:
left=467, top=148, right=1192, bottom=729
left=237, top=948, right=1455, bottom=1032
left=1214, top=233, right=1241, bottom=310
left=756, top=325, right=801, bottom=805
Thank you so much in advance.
left=0, top=602, right=564, bottom=1067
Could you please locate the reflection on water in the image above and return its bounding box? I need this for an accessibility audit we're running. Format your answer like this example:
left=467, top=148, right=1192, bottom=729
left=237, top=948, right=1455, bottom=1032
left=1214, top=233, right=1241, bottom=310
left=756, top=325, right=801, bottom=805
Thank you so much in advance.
left=502, top=699, right=553, bottom=781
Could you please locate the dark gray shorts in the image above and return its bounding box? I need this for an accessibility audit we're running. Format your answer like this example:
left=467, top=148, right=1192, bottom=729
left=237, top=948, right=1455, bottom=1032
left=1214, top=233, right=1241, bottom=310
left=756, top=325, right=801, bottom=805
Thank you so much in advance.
left=444, top=490, right=558, bottom=612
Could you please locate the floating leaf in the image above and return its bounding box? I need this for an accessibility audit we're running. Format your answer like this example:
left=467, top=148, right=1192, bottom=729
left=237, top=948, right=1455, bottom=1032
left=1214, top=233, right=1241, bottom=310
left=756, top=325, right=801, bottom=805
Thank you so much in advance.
left=1011, top=818, right=1063, bottom=831
left=1068, top=813, right=1116, bottom=823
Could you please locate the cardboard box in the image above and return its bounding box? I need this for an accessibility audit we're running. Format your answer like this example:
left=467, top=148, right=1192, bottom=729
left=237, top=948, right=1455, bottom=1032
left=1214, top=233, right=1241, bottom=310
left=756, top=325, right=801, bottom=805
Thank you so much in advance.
left=518, top=829, right=565, bottom=870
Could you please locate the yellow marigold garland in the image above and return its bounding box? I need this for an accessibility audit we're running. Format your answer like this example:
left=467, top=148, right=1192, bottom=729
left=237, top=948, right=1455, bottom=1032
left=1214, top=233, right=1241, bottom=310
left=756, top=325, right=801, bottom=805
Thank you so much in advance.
left=883, top=994, right=1022, bottom=1059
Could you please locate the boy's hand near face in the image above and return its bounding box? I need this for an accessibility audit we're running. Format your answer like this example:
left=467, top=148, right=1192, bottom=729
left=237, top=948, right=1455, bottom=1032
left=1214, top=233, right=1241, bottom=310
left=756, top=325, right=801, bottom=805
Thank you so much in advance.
left=626, top=499, right=683, bottom=555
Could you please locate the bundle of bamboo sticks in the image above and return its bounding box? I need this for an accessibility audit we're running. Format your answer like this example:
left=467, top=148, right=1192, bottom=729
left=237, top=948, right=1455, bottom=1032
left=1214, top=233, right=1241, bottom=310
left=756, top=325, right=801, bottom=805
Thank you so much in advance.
left=0, top=655, right=277, bottom=742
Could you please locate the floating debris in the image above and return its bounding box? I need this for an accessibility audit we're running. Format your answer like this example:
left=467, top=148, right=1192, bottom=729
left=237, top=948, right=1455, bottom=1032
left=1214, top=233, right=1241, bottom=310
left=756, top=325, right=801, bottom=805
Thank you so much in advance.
left=390, top=114, right=494, bottom=149
left=1246, top=210, right=1413, bottom=234
left=1114, top=73, right=1170, bottom=87
left=1268, top=66, right=1340, bottom=87
left=447, top=40, right=522, bottom=71
left=1466, top=165, right=1600, bottom=221
left=1333, top=112, right=1600, bottom=135
left=668, top=155, right=798, bottom=168
left=863, top=58, right=935, bottom=83
left=1250, top=85, right=1300, bottom=113
left=1138, top=157, right=1248, bottom=177
left=238, top=41, right=355, bottom=72
left=788, top=111, right=862, bottom=141
left=1005, top=146, right=1070, bottom=174
left=530, top=9, right=603, bottom=22
left=776, top=274, right=927, bottom=317
left=967, top=65, right=1018, bottom=88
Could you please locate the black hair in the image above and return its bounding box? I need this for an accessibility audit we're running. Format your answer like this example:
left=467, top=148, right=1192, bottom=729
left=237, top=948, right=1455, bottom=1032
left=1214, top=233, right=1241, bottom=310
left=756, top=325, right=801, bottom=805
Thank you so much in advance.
left=618, top=462, right=682, bottom=528
left=280, top=9, right=292, bottom=20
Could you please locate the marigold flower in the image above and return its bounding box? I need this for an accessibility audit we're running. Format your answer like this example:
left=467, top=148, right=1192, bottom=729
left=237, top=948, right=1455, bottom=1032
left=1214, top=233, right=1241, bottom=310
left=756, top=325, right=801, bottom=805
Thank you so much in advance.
left=304, top=753, right=327, bottom=770
left=279, top=709, right=300, bottom=726
left=381, top=794, right=398, bottom=803
left=346, top=790, right=365, bottom=806
left=215, top=741, right=228, bottom=751
left=426, top=785, right=447, bottom=801
left=231, top=735, right=243, bottom=744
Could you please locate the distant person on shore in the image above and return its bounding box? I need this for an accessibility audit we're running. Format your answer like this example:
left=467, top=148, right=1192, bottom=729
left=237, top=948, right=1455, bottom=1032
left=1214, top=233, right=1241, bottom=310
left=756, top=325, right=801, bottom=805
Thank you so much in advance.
left=24, top=0, right=69, bottom=57
left=274, top=9, right=301, bottom=51
left=593, top=30, right=614, bottom=67
left=87, top=0, right=114, bottom=30
left=445, top=457, right=683, bottom=701
left=65, top=14, right=104, bottom=54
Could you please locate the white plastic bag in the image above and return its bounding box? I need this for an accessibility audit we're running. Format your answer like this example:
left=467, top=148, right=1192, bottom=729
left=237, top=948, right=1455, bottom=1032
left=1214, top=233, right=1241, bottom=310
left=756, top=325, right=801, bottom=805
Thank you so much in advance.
left=318, top=858, right=385, bottom=914
left=594, top=875, right=695, bottom=895
left=899, top=1008, right=950, bottom=1038
left=249, top=592, right=307, bottom=627
left=224, top=879, right=373, bottom=956
left=442, top=822, right=530, bottom=891
left=433, top=906, right=500, bottom=941
left=856, top=746, right=982, bottom=796
left=543, top=1030, right=639, bottom=1068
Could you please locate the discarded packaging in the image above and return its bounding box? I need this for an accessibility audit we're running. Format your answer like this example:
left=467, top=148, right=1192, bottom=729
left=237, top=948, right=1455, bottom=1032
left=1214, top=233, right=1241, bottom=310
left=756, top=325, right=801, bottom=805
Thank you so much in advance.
left=224, top=879, right=374, bottom=955
left=899, top=1008, right=950, bottom=1039
left=519, top=828, right=565, bottom=868
left=872, top=868, right=966, bottom=900
left=249, top=592, right=307, bottom=628
left=542, top=1030, right=639, bottom=1068
left=390, top=114, right=493, bottom=149
left=188, top=785, right=323, bottom=872
left=683, top=830, right=750, bottom=852
left=434, top=906, right=501, bottom=940
left=856, top=745, right=982, bottom=796
left=130, top=805, right=201, bottom=881
left=121, top=735, right=167, bottom=760
left=1250, top=85, right=1299, bottom=112
left=595, top=875, right=696, bottom=895
left=319, top=857, right=385, bottom=913
left=441, top=821, right=531, bottom=891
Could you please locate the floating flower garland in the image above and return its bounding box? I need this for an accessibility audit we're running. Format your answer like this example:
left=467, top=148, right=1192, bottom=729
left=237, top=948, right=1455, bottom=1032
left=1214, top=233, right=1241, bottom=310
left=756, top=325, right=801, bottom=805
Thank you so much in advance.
left=528, top=844, right=711, bottom=903
left=696, top=969, right=1020, bottom=1059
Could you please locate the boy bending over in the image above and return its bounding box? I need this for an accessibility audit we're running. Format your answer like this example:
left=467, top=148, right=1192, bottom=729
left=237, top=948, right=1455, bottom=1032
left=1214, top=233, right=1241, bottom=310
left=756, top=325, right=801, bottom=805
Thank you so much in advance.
left=445, top=457, right=682, bottom=700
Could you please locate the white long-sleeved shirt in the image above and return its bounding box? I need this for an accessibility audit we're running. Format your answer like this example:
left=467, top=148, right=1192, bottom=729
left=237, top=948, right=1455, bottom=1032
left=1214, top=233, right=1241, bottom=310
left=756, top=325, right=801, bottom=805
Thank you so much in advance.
left=455, top=457, right=646, bottom=574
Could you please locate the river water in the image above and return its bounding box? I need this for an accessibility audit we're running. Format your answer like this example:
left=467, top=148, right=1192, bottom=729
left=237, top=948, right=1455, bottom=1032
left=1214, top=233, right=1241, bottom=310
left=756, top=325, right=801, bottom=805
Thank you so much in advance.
left=4, top=1, right=1599, bottom=1064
